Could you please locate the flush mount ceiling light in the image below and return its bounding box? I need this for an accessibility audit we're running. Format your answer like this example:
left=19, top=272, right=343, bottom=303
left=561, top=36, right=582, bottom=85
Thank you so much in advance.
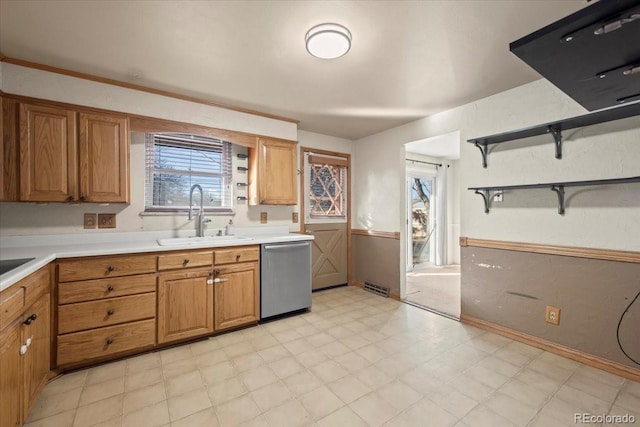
left=305, top=23, right=352, bottom=59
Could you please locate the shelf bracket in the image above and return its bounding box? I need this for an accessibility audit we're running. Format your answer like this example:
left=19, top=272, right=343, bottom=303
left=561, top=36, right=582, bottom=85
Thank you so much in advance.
left=474, top=141, right=489, bottom=168
left=474, top=190, right=491, bottom=214
left=551, top=185, right=565, bottom=215
left=547, top=126, right=562, bottom=159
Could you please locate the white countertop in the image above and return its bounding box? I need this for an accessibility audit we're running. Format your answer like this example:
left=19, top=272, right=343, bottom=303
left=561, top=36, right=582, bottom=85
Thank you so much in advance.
left=0, top=227, right=313, bottom=292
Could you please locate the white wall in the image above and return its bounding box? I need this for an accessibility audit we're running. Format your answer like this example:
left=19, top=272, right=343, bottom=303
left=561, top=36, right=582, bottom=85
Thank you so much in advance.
left=353, top=78, right=640, bottom=252
left=0, top=65, right=354, bottom=236
left=0, top=63, right=297, bottom=140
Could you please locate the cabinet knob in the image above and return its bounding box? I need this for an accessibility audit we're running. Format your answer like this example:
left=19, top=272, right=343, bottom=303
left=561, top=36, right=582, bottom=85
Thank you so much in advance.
left=66, top=195, right=74, bottom=202
left=105, top=338, right=114, bottom=346
left=107, top=285, right=115, bottom=292
left=20, top=345, right=28, bottom=355
left=183, top=258, right=190, bottom=266
left=215, top=268, right=221, bottom=275
left=107, top=266, right=115, bottom=273
left=236, top=254, right=241, bottom=261
left=107, top=309, right=115, bottom=316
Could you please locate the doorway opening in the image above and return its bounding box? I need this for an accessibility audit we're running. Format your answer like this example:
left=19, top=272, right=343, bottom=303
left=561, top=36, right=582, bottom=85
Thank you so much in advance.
left=402, top=132, right=461, bottom=319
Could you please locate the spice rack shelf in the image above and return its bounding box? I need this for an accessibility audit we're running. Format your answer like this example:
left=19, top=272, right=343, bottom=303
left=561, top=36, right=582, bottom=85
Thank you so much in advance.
left=468, top=102, right=640, bottom=168
left=469, top=176, right=640, bottom=215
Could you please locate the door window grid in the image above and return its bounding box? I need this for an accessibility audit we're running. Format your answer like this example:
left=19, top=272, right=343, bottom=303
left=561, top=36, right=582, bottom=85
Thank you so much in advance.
left=309, top=162, right=346, bottom=217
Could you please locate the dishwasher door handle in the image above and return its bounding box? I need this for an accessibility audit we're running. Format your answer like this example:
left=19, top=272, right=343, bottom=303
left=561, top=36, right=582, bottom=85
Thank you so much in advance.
left=263, top=242, right=310, bottom=250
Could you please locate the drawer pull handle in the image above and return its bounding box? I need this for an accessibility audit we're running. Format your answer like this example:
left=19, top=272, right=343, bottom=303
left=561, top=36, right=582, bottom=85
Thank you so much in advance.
left=106, top=338, right=114, bottom=346
left=107, top=309, right=115, bottom=316
left=213, top=278, right=228, bottom=283
left=183, top=258, right=190, bottom=265
left=23, top=314, right=37, bottom=325
left=107, top=285, right=115, bottom=292
left=236, top=254, right=241, bottom=261
left=107, top=266, right=115, bottom=273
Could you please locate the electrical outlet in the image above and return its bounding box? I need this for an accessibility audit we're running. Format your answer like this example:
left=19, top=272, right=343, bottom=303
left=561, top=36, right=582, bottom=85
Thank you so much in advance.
left=84, top=213, right=97, bottom=229
left=292, top=212, right=299, bottom=223
left=494, top=191, right=503, bottom=202
left=546, top=306, right=561, bottom=325
left=98, top=214, right=116, bottom=229
left=260, top=212, right=267, bottom=224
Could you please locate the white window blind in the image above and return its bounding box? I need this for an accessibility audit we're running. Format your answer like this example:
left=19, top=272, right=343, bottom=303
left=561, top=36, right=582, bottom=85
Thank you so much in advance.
left=145, top=134, right=232, bottom=211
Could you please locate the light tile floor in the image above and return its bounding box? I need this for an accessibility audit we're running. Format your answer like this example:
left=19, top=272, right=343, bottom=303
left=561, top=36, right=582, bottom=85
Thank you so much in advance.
left=26, top=286, right=639, bottom=427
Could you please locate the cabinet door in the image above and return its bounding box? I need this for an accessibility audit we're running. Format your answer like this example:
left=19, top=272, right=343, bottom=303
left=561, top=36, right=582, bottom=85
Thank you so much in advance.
left=22, top=293, right=50, bottom=414
left=214, top=262, right=259, bottom=331
left=0, top=322, right=22, bottom=427
left=19, top=103, right=77, bottom=202
left=157, top=268, right=213, bottom=344
left=256, top=138, right=297, bottom=205
left=1, top=97, right=19, bottom=202
left=79, top=112, right=129, bottom=203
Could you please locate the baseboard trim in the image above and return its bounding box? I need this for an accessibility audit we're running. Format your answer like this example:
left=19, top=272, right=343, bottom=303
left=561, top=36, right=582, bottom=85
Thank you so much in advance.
left=350, top=280, right=400, bottom=301
left=459, top=237, right=640, bottom=264
left=352, top=229, right=400, bottom=240
left=460, top=314, right=640, bottom=382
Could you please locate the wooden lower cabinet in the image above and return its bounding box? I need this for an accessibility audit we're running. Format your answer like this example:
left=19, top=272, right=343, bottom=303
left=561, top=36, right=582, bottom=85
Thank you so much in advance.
left=22, top=293, right=51, bottom=415
left=57, top=320, right=155, bottom=367
left=214, top=262, right=260, bottom=331
left=0, top=266, right=51, bottom=427
left=0, top=322, right=22, bottom=427
left=157, top=268, right=214, bottom=344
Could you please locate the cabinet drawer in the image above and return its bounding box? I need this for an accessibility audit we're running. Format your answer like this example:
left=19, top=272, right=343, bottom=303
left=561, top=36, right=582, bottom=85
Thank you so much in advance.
left=56, top=319, right=155, bottom=367
left=0, top=286, right=24, bottom=330
left=58, top=274, right=156, bottom=304
left=215, top=246, right=259, bottom=265
left=158, top=251, right=212, bottom=271
left=58, top=255, right=157, bottom=282
left=58, top=293, right=156, bottom=334
left=23, top=267, right=50, bottom=309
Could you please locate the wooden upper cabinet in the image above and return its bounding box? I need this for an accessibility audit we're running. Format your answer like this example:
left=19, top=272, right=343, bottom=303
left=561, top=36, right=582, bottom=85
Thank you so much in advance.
left=19, top=103, right=77, bottom=202
left=79, top=113, right=129, bottom=203
left=249, top=137, right=297, bottom=205
left=1, top=97, right=20, bottom=202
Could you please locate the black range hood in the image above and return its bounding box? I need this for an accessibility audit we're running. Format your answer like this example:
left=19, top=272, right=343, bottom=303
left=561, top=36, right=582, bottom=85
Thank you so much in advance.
left=510, top=0, right=640, bottom=110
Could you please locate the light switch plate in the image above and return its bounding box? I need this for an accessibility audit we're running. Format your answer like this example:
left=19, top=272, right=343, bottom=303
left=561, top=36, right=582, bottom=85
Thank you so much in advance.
left=84, top=213, right=97, bottom=229
left=292, top=212, right=299, bottom=223
left=260, top=212, right=267, bottom=224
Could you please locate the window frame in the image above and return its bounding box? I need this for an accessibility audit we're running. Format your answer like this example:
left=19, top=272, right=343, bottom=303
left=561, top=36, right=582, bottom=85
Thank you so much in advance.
left=144, top=133, right=233, bottom=213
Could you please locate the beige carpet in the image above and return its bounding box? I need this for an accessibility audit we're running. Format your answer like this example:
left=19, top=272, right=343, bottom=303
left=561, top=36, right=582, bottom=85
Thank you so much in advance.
left=405, top=264, right=460, bottom=318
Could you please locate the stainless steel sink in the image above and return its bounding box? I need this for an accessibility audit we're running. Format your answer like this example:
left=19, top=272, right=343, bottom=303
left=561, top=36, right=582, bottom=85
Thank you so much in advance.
left=0, top=258, right=35, bottom=275
left=157, top=236, right=254, bottom=246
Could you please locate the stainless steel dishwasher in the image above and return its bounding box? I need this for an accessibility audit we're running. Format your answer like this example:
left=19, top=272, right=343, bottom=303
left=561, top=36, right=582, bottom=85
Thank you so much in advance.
left=260, top=241, right=312, bottom=320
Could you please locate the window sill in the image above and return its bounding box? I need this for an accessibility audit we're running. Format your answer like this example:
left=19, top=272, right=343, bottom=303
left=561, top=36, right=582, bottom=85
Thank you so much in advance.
left=140, top=210, right=235, bottom=217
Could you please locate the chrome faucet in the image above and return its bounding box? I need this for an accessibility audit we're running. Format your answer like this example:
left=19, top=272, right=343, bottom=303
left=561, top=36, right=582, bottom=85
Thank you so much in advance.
left=188, top=184, right=210, bottom=237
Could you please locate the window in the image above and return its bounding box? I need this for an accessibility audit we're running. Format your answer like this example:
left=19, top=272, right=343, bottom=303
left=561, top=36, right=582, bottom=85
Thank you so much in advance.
left=145, top=134, right=232, bottom=212
left=308, top=155, right=347, bottom=218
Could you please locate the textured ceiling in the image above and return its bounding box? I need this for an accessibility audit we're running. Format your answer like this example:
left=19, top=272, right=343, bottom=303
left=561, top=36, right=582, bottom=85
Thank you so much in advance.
left=0, top=1, right=586, bottom=140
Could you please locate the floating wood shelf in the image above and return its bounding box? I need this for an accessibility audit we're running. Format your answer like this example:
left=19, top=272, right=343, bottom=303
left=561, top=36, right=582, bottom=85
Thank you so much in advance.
left=469, top=176, right=640, bottom=215
left=468, top=102, right=640, bottom=168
